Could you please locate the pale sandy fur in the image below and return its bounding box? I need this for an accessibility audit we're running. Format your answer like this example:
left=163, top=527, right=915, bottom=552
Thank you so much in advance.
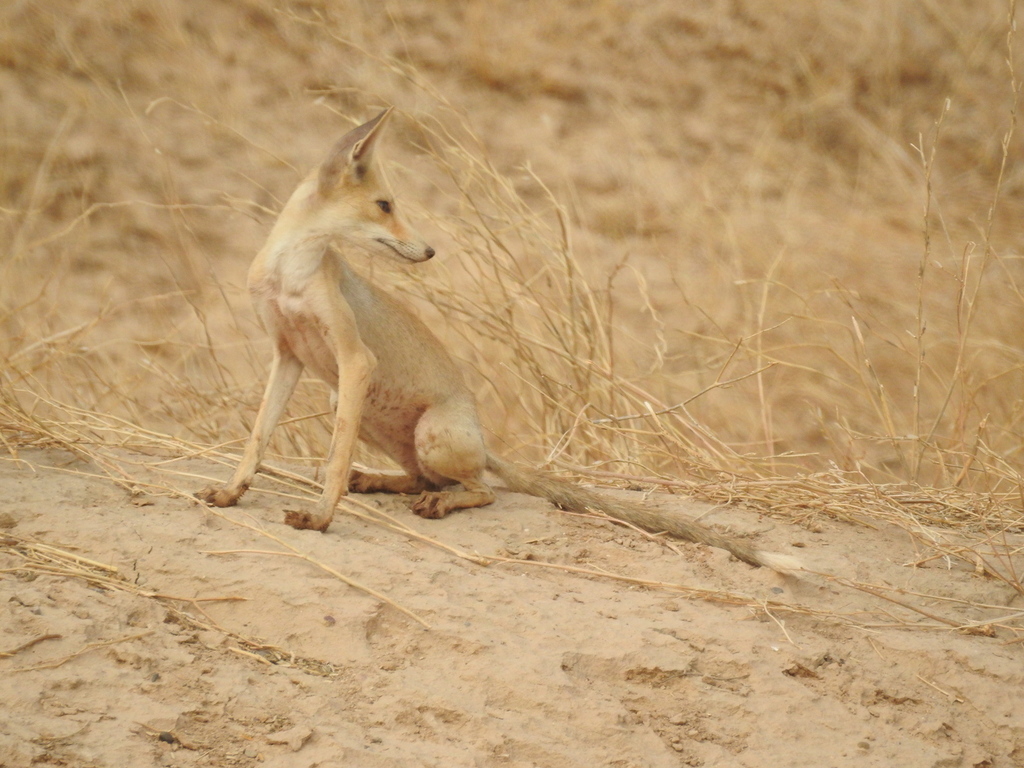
left=197, top=109, right=802, bottom=572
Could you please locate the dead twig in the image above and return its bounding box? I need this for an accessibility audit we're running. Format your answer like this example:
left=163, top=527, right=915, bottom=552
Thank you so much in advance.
left=11, top=631, right=154, bottom=672
left=0, top=634, right=63, bottom=659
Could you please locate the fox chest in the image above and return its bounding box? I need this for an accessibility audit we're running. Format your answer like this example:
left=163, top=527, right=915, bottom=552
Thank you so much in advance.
left=251, top=280, right=429, bottom=445
left=255, top=292, right=341, bottom=384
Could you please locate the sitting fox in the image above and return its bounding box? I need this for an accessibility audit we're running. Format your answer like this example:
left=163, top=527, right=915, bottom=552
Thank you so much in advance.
left=197, top=108, right=801, bottom=572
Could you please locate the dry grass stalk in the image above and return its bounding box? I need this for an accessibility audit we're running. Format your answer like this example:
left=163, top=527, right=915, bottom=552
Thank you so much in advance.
left=198, top=524, right=431, bottom=630
left=0, top=532, right=347, bottom=676
left=10, top=632, right=155, bottom=673
left=0, top=634, right=62, bottom=659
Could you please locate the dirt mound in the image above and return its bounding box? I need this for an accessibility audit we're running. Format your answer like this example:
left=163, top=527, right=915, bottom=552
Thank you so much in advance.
left=2, top=448, right=1022, bottom=766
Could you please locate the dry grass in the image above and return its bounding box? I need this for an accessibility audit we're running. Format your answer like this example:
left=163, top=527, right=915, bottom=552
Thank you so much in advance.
left=4, top=421, right=1020, bottom=637
left=0, top=532, right=349, bottom=675
left=2, top=0, right=1023, bottom=609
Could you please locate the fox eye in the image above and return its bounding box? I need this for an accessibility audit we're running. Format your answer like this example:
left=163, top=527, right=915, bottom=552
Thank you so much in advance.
left=376, top=199, right=392, bottom=214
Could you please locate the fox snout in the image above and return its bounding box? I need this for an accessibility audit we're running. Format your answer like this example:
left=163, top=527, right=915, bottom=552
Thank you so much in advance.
left=405, top=242, right=435, bottom=262
left=374, top=236, right=435, bottom=263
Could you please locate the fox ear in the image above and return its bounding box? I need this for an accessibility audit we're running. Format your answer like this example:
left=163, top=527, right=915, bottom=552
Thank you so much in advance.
left=317, top=107, right=393, bottom=194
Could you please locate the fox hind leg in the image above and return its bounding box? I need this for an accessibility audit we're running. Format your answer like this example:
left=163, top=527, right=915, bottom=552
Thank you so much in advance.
left=349, top=468, right=438, bottom=495
left=411, top=476, right=496, bottom=519
left=408, top=402, right=495, bottom=519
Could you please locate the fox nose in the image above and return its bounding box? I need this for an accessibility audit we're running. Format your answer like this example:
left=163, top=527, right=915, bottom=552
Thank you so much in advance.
left=424, top=246, right=435, bottom=260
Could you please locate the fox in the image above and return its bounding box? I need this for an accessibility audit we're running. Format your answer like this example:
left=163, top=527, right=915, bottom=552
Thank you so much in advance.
left=196, top=108, right=802, bottom=573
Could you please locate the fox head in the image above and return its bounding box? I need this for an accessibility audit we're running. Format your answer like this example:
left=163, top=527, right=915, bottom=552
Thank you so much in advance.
left=298, top=108, right=434, bottom=263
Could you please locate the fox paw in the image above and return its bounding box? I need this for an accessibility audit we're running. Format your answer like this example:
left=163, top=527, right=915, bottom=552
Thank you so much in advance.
left=347, top=470, right=376, bottom=494
left=284, top=509, right=330, bottom=532
left=411, top=492, right=451, bottom=519
left=195, top=486, right=241, bottom=508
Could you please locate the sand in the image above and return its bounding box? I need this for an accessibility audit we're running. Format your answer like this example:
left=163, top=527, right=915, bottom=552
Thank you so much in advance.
left=1, top=447, right=1021, bottom=767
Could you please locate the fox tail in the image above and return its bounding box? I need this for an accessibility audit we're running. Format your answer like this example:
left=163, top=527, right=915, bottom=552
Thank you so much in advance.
left=485, top=454, right=803, bottom=573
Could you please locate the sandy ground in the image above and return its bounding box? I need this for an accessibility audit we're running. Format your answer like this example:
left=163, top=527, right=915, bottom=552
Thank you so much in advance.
left=2, top=448, right=1022, bottom=768
left=4, top=2, right=1024, bottom=766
